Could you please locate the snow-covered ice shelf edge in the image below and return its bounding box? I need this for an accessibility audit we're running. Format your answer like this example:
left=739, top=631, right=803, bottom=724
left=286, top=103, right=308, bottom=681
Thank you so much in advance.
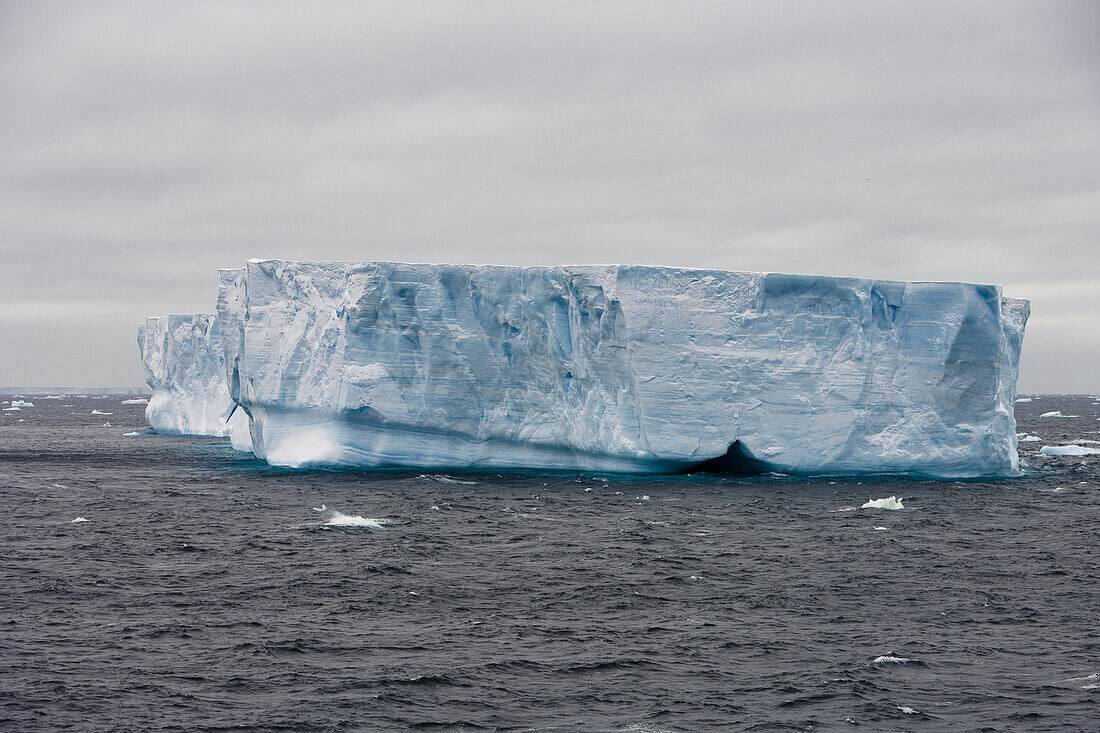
left=206, top=260, right=1028, bottom=478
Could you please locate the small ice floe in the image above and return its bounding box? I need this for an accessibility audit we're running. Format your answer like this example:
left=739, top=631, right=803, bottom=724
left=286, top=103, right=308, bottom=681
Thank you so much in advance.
left=1018, top=434, right=1041, bottom=442
left=862, top=496, right=904, bottom=510
left=1015, top=397, right=1032, bottom=403
left=1039, top=445, right=1100, bottom=457
left=637, top=495, right=650, bottom=501
left=11, top=400, right=33, bottom=407
left=1040, top=411, right=1076, bottom=418
left=102, top=421, right=111, bottom=428
left=873, top=655, right=913, bottom=664
left=44, top=395, right=63, bottom=400
left=90, top=409, right=112, bottom=416
left=873, top=526, right=889, bottom=531
left=323, top=509, right=387, bottom=528
left=418, top=474, right=479, bottom=485
left=898, top=706, right=920, bottom=715
left=311, top=504, right=327, bottom=512
left=121, top=398, right=148, bottom=405
left=3, top=406, right=20, bottom=412
left=122, top=431, right=139, bottom=436
left=70, top=517, right=89, bottom=523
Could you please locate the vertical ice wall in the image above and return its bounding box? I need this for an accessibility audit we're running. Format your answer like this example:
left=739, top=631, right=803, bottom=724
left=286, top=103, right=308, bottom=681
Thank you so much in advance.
left=215, top=260, right=1029, bottom=477
left=137, top=313, right=250, bottom=447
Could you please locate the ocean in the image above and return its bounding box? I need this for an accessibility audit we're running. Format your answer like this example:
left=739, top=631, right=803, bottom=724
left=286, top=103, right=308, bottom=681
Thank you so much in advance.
left=2, top=393, right=1098, bottom=731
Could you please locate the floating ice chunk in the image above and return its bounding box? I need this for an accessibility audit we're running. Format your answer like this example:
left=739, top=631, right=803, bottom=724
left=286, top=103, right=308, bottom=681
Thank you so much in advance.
left=1040, top=411, right=1077, bottom=418
left=3, top=406, right=20, bottom=411
left=323, top=510, right=386, bottom=528
left=70, top=517, right=89, bottom=523
left=311, top=504, right=327, bottom=512
left=1015, top=397, right=1032, bottom=403
left=898, top=706, right=920, bottom=715
left=44, top=395, right=63, bottom=399
left=1018, top=435, right=1041, bottom=442
left=862, top=496, right=904, bottom=510
left=1039, top=445, right=1100, bottom=456
left=873, top=526, right=889, bottom=531
left=11, top=400, right=33, bottom=407
left=122, top=431, right=139, bottom=436
left=121, top=398, right=149, bottom=405
left=90, top=409, right=112, bottom=415
left=102, top=421, right=111, bottom=427
left=873, top=655, right=912, bottom=664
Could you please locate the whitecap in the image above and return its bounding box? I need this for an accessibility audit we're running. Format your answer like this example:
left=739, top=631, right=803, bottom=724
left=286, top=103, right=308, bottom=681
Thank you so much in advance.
left=898, top=706, right=919, bottom=715
left=862, top=496, right=904, bottom=510
left=1039, top=445, right=1100, bottom=457
left=873, top=526, right=889, bottom=531
left=831, top=506, right=858, bottom=513
left=323, top=510, right=386, bottom=528
left=70, top=517, right=89, bottom=523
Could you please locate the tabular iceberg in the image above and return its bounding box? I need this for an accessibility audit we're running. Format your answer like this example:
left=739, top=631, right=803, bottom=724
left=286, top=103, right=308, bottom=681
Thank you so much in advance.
left=217, top=260, right=1028, bottom=477
left=137, top=314, right=251, bottom=447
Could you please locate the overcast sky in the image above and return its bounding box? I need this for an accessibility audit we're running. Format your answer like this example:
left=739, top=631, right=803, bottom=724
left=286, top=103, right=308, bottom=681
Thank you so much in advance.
left=1, top=1, right=1097, bottom=391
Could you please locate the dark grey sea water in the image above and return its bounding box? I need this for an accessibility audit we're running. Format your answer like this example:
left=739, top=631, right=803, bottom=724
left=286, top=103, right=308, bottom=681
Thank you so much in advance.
left=2, top=393, right=1099, bottom=732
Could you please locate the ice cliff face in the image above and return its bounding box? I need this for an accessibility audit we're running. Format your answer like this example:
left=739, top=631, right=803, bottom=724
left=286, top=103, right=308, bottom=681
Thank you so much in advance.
left=137, top=314, right=250, bottom=446
left=217, top=260, right=1028, bottom=477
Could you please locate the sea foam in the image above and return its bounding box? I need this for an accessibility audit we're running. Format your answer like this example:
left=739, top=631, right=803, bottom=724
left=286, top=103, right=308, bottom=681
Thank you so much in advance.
left=323, top=510, right=387, bottom=529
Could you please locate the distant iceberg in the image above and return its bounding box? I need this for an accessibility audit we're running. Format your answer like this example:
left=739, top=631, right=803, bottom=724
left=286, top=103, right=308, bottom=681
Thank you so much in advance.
left=208, top=260, right=1029, bottom=477
left=1039, top=445, right=1100, bottom=457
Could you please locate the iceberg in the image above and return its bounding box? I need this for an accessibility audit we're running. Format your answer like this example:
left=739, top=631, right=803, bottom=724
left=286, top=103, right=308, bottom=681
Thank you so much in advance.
left=216, top=260, right=1028, bottom=477
left=137, top=314, right=250, bottom=446
left=1039, top=445, right=1100, bottom=457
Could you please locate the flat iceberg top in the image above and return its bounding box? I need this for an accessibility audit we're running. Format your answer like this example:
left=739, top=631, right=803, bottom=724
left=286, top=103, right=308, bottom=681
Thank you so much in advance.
left=218, top=260, right=1028, bottom=477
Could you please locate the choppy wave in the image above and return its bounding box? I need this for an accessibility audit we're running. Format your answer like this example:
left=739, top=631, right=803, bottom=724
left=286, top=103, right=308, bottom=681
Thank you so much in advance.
left=418, top=474, right=480, bottom=485
left=323, top=510, right=387, bottom=528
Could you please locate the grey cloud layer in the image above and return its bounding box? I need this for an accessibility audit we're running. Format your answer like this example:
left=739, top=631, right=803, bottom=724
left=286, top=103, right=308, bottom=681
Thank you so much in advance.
left=1, top=0, right=1097, bottom=389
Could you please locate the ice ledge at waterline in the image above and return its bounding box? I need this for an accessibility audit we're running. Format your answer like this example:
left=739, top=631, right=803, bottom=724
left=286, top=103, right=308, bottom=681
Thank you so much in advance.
left=213, top=261, right=1028, bottom=478
left=137, top=314, right=251, bottom=449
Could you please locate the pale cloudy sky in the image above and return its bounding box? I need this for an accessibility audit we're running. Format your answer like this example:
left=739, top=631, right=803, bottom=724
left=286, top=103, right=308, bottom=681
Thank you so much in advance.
left=1, top=1, right=1097, bottom=390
